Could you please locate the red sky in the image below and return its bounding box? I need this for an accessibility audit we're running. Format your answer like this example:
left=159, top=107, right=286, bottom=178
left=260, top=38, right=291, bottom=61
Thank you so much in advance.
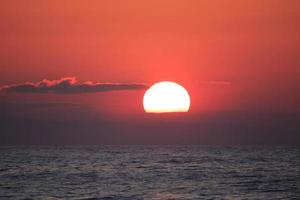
left=1, top=0, right=300, bottom=115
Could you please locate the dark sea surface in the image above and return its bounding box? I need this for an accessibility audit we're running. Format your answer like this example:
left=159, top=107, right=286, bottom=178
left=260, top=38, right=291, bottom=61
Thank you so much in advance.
left=0, top=146, right=299, bottom=200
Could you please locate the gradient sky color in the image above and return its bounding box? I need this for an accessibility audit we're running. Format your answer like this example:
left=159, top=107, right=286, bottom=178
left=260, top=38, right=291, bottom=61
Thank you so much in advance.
left=0, top=0, right=299, bottom=145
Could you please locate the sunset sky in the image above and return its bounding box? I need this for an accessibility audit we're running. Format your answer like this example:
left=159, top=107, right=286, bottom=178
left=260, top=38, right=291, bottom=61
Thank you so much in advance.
left=1, top=1, right=299, bottom=145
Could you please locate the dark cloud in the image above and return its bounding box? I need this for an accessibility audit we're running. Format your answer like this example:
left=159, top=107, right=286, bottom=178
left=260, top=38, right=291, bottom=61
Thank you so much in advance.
left=0, top=77, right=148, bottom=94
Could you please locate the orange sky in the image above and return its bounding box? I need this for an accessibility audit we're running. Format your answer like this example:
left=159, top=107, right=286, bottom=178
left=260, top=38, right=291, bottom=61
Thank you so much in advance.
left=1, top=0, right=299, bottom=114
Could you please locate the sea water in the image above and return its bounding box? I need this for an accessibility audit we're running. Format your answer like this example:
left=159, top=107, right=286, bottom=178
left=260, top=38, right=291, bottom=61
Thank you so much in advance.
left=0, top=146, right=299, bottom=199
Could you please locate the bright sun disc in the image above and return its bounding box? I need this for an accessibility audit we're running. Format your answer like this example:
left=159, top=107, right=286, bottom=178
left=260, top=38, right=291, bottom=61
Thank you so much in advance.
left=143, top=81, right=190, bottom=113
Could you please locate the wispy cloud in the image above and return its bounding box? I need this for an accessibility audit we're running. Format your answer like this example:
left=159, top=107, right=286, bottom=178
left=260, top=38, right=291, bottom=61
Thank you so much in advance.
left=0, top=77, right=148, bottom=94
left=204, top=80, right=232, bottom=86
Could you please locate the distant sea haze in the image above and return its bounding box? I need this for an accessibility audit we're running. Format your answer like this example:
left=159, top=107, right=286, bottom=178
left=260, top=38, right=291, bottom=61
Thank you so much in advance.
left=1, top=102, right=299, bottom=145
left=0, top=146, right=299, bottom=199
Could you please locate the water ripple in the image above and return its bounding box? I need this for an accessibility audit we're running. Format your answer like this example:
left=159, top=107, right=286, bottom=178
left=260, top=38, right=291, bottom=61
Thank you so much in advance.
left=0, top=146, right=299, bottom=199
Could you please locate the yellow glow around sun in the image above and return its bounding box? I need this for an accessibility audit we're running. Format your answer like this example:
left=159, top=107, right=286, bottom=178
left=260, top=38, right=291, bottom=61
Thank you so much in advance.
left=143, top=81, right=190, bottom=113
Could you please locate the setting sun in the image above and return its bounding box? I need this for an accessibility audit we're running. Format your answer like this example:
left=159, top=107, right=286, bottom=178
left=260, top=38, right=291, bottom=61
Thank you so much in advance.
left=143, top=81, right=190, bottom=113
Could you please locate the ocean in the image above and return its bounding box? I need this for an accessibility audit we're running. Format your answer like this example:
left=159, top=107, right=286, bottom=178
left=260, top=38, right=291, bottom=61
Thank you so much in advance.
left=0, top=146, right=299, bottom=199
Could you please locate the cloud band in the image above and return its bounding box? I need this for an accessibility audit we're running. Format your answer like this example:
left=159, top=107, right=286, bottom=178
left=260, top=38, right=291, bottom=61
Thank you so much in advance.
left=0, top=77, right=148, bottom=94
